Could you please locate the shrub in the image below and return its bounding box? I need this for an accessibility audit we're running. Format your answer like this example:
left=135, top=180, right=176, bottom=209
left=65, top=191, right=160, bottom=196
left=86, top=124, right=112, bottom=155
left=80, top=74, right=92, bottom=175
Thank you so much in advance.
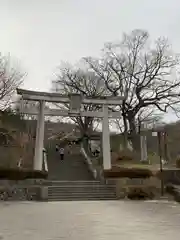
left=103, top=166, right=153, bottom=179
left=0, top=168, right=48, bottom=180
left=176, top=156, right=180, bottom=168
left=127, top=186, right=155, bottom=200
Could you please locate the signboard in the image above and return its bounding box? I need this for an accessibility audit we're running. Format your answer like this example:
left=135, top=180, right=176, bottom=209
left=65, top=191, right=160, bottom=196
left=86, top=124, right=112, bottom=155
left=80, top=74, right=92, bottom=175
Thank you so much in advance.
left=152, top=132, right=158, bottom=137
left=69, top=94, right=82, bottom=114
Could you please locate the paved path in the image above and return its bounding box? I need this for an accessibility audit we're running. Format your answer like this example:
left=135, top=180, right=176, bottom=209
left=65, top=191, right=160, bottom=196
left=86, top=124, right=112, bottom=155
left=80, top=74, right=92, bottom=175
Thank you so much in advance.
left=0, top=200, right=179, bottom=239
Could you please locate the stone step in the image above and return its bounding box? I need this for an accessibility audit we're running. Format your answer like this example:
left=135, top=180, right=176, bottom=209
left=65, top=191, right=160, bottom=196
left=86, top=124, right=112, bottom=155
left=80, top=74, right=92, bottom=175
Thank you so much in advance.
left=48, top=190, right=115, bottom=196
left=48, top=185, right=116, bottom=190
left=48, top=191, right=115, bottom=196
left=48, top=197, right=116, bottom=201
left=48, top=191, right=116, bottom=196
left=48, top=192, right=116, bottom=199
left=44, top=182, right=115, bottom=188
left=48, top=195, right=116, bottom=199
left=48, top=195, right=116, bottom=198
left=48, top=186, right=116, bottom=193
left=47, top=180, right=117, bottom=201
left=47, top=184, right=115, bottom=188
left=48, top=188, right=115, bottom=192
left=44, top=180, right=101, bottom=185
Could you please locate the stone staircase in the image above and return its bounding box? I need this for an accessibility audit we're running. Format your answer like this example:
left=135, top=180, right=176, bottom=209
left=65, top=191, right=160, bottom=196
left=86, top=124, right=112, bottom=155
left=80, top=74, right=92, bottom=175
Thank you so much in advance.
left=47, top=180, right=117, bottom=201
left=47, top=150, right=93, bottom=181
left=44, top=147, right=117, bottom=201
left=0, top=147, right=118, bottom=201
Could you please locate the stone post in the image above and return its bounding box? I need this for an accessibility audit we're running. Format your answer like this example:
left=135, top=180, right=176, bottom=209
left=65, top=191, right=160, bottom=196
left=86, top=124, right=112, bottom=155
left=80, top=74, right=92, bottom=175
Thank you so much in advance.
left=140, top=123, right=148, bottom=162
left=34, top=101, right=45, bottom=170
left=102, top=104, right=111, bottom=170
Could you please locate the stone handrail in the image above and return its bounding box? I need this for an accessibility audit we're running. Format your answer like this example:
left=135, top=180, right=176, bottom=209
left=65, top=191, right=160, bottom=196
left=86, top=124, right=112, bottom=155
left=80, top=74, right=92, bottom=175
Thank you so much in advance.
left=43, top=149, right=48, bottom=172
left=17, top=149, right=48, bottom=172
left=80, top=145, right=97, bottom=179
left=18, top=157, right=23, bottom=168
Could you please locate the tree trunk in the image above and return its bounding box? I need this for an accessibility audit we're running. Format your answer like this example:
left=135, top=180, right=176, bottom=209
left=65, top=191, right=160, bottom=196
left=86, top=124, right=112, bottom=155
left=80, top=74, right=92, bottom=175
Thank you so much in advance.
left=82, top=135, right=89, bottom=151
left=122, top=114, right=128, bottom=149
left=78, top=116, right=94, bottom=155
left=79, top=127, right=91, bottom=156
left=128, top=117, right=140, bottom=152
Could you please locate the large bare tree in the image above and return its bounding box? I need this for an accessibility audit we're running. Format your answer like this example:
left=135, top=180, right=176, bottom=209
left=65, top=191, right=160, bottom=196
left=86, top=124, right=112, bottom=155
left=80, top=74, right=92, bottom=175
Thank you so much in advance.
left=85, top=29, right=180, bottom=150
left=0, top=54, right=24, bottom=109
left=52, top=63, right=107, bottom=149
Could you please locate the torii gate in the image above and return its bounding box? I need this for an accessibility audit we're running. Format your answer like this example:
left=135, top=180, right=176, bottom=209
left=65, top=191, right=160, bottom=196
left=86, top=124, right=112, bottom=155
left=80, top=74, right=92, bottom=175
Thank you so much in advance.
left=17, top=88, right=123, bottom=171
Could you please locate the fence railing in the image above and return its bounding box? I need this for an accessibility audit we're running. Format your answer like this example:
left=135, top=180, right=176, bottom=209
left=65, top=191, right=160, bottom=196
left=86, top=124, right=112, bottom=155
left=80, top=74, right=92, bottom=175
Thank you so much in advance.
left=43, top=149, right=48, bottom=172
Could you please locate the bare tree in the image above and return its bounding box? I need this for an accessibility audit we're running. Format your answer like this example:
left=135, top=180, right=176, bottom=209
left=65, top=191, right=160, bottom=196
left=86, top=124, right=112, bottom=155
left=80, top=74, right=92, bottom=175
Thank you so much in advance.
left=85, top=29, right=180, bottom=150
left=52, top=63, right=107, bottom=150
left=0, top=54, right=24, bottom=109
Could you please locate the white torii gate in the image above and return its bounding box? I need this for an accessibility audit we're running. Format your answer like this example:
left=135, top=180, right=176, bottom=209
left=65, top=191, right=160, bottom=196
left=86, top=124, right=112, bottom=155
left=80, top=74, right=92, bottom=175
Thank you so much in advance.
left=17, top=88, right=123, bottom=171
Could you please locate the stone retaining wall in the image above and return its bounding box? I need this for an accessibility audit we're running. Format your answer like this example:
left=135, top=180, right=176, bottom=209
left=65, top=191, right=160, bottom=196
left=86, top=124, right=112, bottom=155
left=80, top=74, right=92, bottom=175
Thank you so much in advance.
left=0, top=179, right=47, bottom=201
left=0, top=185, right=40, bottom=201
left=0, top=179, right=45, bottom=186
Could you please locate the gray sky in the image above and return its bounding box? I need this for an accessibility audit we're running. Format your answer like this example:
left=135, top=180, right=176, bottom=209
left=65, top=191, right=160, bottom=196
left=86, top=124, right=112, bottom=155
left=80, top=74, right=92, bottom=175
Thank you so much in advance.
left=1, top=0, right=180, bottom=121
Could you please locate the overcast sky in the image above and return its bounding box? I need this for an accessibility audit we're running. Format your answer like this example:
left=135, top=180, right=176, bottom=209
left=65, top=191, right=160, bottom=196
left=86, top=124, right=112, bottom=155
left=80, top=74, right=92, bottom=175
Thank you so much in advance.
left=1, top=0, right=180, bottom=121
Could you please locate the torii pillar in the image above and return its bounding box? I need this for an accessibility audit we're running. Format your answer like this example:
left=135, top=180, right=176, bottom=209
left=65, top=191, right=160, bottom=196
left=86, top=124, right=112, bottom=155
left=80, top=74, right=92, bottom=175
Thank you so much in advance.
left=102, top=104, right=111, bottom=170
left=34, top=100, right=45, bottom=170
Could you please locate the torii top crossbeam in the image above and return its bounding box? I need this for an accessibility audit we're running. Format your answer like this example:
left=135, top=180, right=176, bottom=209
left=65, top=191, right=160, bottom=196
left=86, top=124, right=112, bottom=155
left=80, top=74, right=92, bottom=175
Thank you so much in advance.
left=17, top=88, right=123, bottom=105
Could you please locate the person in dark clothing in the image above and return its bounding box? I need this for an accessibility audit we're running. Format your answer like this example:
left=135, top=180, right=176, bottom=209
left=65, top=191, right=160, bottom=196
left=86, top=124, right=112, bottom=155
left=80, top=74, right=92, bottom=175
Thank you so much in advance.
left=59, top=147, right=64, bottom=160
left=55, top=144, right=59, bottom=152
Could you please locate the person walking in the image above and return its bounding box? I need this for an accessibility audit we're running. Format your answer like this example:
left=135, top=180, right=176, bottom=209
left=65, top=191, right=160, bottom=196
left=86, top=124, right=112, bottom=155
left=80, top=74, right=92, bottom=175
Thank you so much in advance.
left=59, top=147, right=65, bottom=160
left=55, top=144, right=59, bottom=152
